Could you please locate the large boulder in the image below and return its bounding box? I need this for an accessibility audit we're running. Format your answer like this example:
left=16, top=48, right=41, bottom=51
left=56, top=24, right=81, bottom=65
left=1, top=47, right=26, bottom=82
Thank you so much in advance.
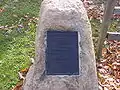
left=23, top=0, right=98, bottom=90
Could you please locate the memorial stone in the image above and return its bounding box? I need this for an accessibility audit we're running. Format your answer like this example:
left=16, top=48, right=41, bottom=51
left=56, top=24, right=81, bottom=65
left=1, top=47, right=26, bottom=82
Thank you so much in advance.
left=23, top=0, right=98, bottom=90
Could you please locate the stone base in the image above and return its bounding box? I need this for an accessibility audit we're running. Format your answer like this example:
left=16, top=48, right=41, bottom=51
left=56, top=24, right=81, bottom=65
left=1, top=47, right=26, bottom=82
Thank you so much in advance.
left=23, top=0, right=98, bottom=90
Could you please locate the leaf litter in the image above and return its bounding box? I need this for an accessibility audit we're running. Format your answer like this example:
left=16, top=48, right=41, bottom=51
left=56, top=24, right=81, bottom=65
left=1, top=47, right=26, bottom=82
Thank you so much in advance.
left=97, top=40, right=120, bottom=90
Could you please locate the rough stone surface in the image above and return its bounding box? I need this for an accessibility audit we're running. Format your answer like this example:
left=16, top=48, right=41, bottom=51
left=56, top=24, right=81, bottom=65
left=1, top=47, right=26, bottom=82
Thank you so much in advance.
left=23, top=0, right=98, bottom=90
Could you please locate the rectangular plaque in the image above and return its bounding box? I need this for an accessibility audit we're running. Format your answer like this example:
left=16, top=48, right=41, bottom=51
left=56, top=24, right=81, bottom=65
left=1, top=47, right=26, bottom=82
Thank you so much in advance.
left=113, top=8, right=120, bottom=14
left=46, top=31, right=79, bottom=75
left=107, top=32, right=120, bottom=40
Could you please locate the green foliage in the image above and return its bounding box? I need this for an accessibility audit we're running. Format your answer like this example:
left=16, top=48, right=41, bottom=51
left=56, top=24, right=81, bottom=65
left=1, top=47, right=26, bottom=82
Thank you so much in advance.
left=110, top=19, right=120, bottom=32
left=90, top=18, right=119, bottom=52
left=0, top=0, right=41, bottom=90
left=0, top=0, right=41, bottom=26
left=90, top=19, right=101, bottom=50
left=0, top=19, right=36, bottom=89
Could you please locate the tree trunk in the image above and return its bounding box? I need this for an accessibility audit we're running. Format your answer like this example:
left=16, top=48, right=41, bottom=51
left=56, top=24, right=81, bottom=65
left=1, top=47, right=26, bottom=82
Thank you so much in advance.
left=96, top=0, right=117, bottom=60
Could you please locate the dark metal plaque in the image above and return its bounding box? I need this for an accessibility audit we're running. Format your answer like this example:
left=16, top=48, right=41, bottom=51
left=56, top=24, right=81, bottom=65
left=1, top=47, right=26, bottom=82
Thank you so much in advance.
left=113, top=8, right=120, bottom=14
left=46, top=31, right=79, bottom=75
left=107, top=32, right=120, bottom=40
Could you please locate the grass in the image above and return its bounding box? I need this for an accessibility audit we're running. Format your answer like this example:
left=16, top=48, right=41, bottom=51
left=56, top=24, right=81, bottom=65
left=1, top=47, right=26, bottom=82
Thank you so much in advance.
left=0, top=0, right=41, bottom=26
left=0, top=0, right=41, bottom=90
left=90, top=18, right=119, bottom=49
